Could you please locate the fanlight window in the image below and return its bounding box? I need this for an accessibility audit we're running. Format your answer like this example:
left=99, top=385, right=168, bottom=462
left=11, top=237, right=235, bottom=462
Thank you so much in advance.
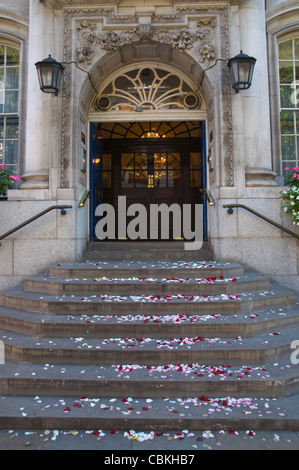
left=95, top=121, right=202, bottom=139
left=93, top=66, right=201, bottom=112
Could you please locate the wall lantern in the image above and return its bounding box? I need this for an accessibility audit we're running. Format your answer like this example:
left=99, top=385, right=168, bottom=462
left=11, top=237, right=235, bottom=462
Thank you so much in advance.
left=228, top=51, right=256, bottom=92
left=35, top=55, right=64, bottom=95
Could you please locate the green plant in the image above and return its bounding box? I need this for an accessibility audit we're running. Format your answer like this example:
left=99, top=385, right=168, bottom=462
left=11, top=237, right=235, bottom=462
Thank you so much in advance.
left=0, top=163, right=21, bottom=196
left=280, top=167, right=299, bottom=225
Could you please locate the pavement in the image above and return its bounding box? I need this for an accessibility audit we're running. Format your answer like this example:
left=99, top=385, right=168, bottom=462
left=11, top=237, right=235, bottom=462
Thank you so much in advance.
left=1, top=428, right=299, bottom=452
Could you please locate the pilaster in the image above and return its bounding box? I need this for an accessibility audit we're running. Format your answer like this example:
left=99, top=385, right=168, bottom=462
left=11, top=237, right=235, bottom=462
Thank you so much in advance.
left=239, top=0, right=278, bottom=186
left=19, top=0, right=54, bottom=191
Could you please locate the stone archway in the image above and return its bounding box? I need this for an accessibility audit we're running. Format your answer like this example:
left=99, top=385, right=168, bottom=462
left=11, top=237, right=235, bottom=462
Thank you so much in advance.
left=80, top=42, right=213, bottom=121
left=60, top=5, right=234, bottom=190
left=81, top=47, right=211, bottom=242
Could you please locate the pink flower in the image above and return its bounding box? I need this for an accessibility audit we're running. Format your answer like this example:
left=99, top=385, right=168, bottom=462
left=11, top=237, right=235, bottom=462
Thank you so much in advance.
left=9, top=175, right=21, bottom=181
left=284, top=167, right=290, bottom=171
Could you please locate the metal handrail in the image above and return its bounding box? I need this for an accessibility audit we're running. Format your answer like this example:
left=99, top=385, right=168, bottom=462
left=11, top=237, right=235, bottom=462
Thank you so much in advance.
left=0, top=205, right=72, bottom=243
left=200, top=188, right=216, bottom=206
left=78, top=189, right=90, bottom=208
left=223, top=203, right=299, bottom=240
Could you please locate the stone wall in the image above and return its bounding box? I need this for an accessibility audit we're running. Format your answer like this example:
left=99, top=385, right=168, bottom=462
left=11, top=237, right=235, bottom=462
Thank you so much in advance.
left=209, top=187, right=299, bottom=294
left=0, top=199, right=87, bottom=290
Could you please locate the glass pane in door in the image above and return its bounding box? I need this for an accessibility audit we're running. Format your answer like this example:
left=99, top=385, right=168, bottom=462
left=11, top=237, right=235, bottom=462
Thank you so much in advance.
left=121, top=153, right=134, bottom=187
left=153, top=152, right=180, bottom=188
left=121, top=152, right=148, bottom=187
left=190, top=152, right=201, bottom=187
left=135, top=153, right=148, bottom=187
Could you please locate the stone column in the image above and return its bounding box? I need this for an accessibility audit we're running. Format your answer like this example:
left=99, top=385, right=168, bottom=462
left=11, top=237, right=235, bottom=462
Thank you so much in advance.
left=239, top=0, right=278, bottom=186
left=19, top=0, right=54, bottom=190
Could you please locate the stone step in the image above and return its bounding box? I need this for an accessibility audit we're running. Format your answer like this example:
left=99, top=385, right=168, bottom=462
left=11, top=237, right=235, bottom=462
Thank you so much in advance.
left=49, top=261, right=245, bottom=280
left=1, top=326, right=299, bottom=366
left=0, top=306, right=299, bottom=339
left=87, top=241, right=198, bottom=250
left=1, top=394, right=299, bottom=431
left=84, top=248, right=214, bottom=261
left=24, top=272, right=270, bottom=296
left=0, top=360, right=298, bottom=399
left=0, top=284, right=296, bottom=316
left=1, top=247, right=299, bottom=434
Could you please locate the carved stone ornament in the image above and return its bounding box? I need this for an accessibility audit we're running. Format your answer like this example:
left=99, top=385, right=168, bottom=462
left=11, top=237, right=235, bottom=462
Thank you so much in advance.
left=60, top=6, right=233, bottom=188
left=76, top=18, right=216, bottom=65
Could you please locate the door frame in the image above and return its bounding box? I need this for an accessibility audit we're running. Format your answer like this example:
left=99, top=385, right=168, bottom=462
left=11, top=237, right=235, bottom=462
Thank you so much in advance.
left=89, top=120, right=209, bottom=242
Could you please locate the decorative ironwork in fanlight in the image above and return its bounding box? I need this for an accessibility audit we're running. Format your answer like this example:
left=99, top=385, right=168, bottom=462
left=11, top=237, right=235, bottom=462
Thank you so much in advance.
left=93, top=66, right=202, bottom=113
left=95, top=121, right=202, bottom=139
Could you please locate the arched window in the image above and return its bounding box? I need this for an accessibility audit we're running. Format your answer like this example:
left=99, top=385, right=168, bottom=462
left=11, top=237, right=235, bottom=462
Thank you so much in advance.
left=0, top=44, right=20, bottom=176
left=92, top=65, right=202, bottom=113
left=278, top=37, right=299, bottom=173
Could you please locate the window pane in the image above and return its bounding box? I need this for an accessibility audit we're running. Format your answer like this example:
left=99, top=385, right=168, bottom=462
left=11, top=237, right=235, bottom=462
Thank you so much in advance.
left=190, top=170, right=201, bottom=187
left=0, top=67, right=4, bottom=111
left=190, top=152, right=201, bottom=170
left=167, top=170, right=180, bottom=187
left=7, top=165, right=18, bottom=176
left=279, top=62, right=294, bottom=84
left=135, top=153, right=148, bottom=170
left=6, top=116, right=19, bottom=139
left=281, top=111, right=295, bottom=134
left=0, top=116, right=3, bottom=139
left=295, top=39, right=299, bottom=60
left=167, top=153, right=180, bottom=170
left=4, top=90, right=18, bottom=113
left=154, top=153, right=166, bottom=170
left=102, top=154, right=111, bottom=171
left=6, top=67, right=19, bottom=89
left=6, top=47, right=19, bottom=66
left=121, top=153, right=134, bottom=170
left=135, top=170, right=147, bottom=187
left=281, top=136, right=296, bottom=161
left=0, top=46, right=4, bottom=66
left=279, top=40, right=293, bottom=60
left=0, top=45, right=20, bottom=173
left=5, top=140, right=18, bottom=164
left=102, top=171, right=111, bottom=188
left=154, top=171, right=167, bottom=187
left=283, top=162, right=294, bottom=171
left=280, top=85, right=294, bottom=108
left=121, top=170, right=134, bottom=187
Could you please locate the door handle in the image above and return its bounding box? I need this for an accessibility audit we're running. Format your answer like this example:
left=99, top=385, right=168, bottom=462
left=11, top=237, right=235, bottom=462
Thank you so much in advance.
left=148, top=174, right=154, bottom=188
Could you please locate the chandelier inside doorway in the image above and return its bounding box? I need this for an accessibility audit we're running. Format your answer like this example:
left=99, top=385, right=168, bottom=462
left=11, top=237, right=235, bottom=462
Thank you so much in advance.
left=92, top=65, right=202, bottom=112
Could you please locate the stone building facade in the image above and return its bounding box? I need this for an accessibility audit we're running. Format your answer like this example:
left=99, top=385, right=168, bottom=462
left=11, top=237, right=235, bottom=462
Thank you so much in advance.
left=0, top=0, right=298, bottom=292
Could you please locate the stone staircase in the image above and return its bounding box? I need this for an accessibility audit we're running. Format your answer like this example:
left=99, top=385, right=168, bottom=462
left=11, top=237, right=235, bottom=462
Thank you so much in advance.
left=0, top=241, right=299, bottom=432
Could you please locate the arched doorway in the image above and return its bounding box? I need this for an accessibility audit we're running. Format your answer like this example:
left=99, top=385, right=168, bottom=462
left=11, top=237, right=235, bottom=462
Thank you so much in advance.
left=88, top=62, right=208, bottom=242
